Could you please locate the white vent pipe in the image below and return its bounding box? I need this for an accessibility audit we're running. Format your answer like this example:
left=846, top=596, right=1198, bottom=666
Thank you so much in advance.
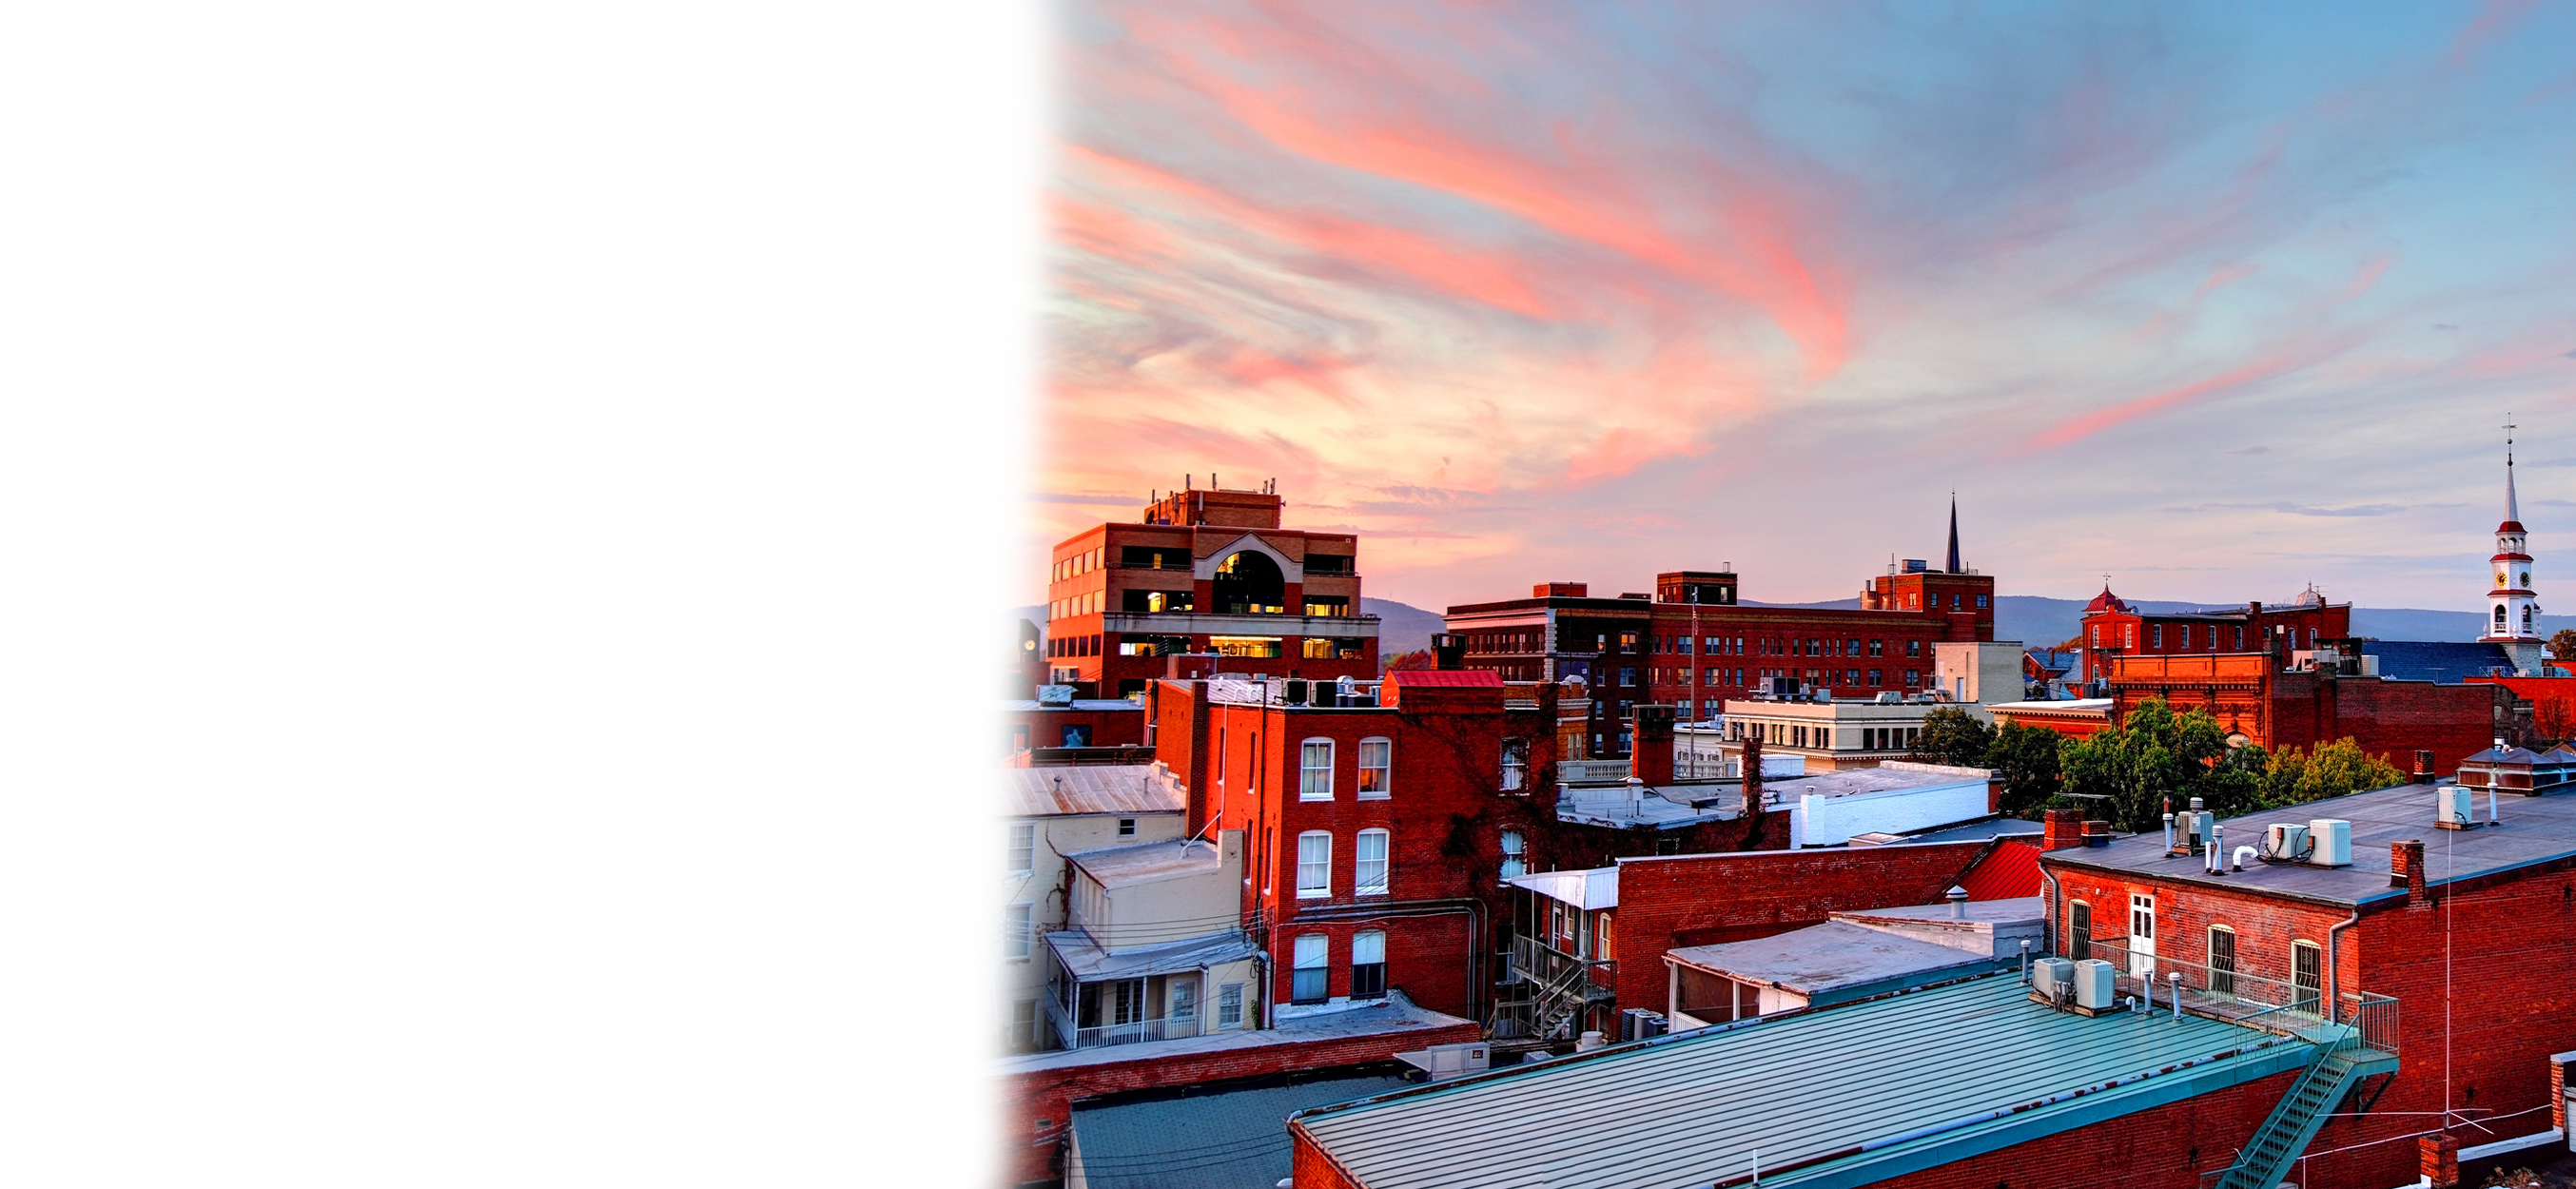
left=2233, top=845, right=2257, bottom=872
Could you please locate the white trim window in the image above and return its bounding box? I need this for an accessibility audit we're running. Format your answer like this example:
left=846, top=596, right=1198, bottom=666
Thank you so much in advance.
left=1005, top=903, right=1033, bottom=961
left=1292, top=934, right=1329, bottom=1004
left=1500, top=738, right=1528, bottom=792
left=1297, top=831, right=1332, bottom=899
left=1356, top=828, right=1390, bottom=896
left=1217, top=983, right=1244, bottom=1028
left=1357, top=737, right=1392, bottom=799
left=1007, top=822, right=1034, bottom=876
left=1299, top=738, right=1335, bottom=800
left=1499, top=830, right=1525, bottom=881
left=1351, top=930, right=1387, bottom=1000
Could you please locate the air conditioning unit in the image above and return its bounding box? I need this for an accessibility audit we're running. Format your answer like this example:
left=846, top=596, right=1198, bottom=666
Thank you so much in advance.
left=2439, top=786, right=2475, bottom=828
left=2308, top=819, right=2352, bottom=867
left=2072, top=959, right=2117, bottom=1010
left=2263, top=823, right=2311, bottom=862
left=2032, top=957, right=2074, bottom=999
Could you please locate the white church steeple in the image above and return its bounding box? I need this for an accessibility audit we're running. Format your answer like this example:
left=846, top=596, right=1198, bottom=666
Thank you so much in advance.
left=2482, top=419, right=2545, bottom=672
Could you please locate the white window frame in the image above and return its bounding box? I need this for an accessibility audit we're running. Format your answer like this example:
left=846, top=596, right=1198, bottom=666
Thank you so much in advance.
left=1356, top=737, right=1392, bottom=799
left=1217, top=983, right=1244, bottom=1028
left=1299, top=738, right=1335, bottom=801
left=1005, top=903, right=1033, bottom=961
left=1501, top=738, right=1528, bottom=791
left=1007, top=821, right=1034, bottom=876
left=1297, top=830, right=1332, bottom=899
left=1356, top=828, right=1390, bottom=896
left=1500, top=829, right=1525, bottom=881
left=1351, top=930, right=1387, bottom=1000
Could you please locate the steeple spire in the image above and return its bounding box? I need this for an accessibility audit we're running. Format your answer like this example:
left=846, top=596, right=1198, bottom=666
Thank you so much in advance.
left=1944, top=495, right=1961, bottom=574
left=2507, top=418, right=2522, bottom=527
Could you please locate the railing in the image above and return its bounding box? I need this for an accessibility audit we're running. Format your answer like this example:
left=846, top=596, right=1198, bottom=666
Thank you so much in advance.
left=1510, top=935, right=1616, bottom=1004
left=2083, top=941, right=2397, bottom=1054
left=1072, top=1015, right=1174, bottom=1049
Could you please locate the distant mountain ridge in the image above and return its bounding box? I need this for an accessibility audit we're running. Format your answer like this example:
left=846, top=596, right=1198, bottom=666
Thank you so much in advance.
left=1011, top=597, right=2569, bottom=658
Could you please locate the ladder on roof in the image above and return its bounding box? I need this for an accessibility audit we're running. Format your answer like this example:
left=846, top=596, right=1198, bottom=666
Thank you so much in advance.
left=2214, top=1026, right=2367, bottom=1189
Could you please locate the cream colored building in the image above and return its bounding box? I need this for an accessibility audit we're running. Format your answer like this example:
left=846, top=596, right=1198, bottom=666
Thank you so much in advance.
left=1003, top=764, right=1185, bottom=1052
left=1048, top=831, right=1261, bottom=1051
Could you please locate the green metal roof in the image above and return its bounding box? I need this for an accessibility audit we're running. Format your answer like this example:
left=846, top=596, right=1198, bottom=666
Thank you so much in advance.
left=1291, top=971, right=2315, bottom=1189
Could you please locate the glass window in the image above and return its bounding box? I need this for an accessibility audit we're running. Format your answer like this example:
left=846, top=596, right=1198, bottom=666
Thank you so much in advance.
left=1170, top=980, right=1198, bottom=1022
left=1500, top=830, right=1525, bottom=881
left=1906, top=640, right=1921, bottom=657
left=1297, top=831, right=1332, bottom=899
left=1117, top=817, right=1135, bottom=836
left=1501, top=738, right=1528, bottom=791
left=1977, top=594, right=1989, bottom=608
left=2293, top=942, right=2323, bottom=1016
left=1293, top=934, right=1329, bottom=1004
left=1356, top=829, right=1390, bottom=895
left=2151, top=624, right=2162, bottom=648
left=1351, top=930, right=1387, bottom=1000
left=1007, top=822, right=1033, bottom=875
left=1300, top=739, right=1334, bottom=800
left=2070, top=902, right=2092, bottom=962
left=1005, top=903, right=1032, bottom=961
left=1357, top=738, right=1391, bottom=798
left=2209, top=927, right=2236, bottom=997
left=1218, top=983, right=1244, bottom=1027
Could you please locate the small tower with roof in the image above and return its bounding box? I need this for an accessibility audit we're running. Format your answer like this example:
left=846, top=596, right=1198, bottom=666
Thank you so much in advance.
left=2480, top=420, right=2547, bottom=675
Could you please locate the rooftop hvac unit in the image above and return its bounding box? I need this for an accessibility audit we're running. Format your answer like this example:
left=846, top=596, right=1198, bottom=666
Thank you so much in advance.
left=1284, top=677, right=1308, bottom=705
left=2439, top=786, right=2475, bottom=828
left=1875, top=692, right=1903, bottom=704
left=2308, top=818, right=2352, bottom=867
left=2180, top=811, right=2215, bottom=852
left=2262, top=823, right=2312, bottom=862
left=2032, top=957, right=2074, bottom=1000
left=2071, top=959, right=2117, bottom=1010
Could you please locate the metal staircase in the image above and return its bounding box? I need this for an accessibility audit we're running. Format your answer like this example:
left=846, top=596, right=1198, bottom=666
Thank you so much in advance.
left=2215, top=1025, right=2367, bottom=1189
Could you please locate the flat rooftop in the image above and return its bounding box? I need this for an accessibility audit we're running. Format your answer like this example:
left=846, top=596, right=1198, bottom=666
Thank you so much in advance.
left=1667, top=920, right=1998, bottom=1001
left=996, top=989, right=1473, bottom=1077
left=2044, top=779, right=2576, bottom=906
left=1292, top=972, right=2316, bottom=1189
left=1066, top=837, right=1222, bottom=888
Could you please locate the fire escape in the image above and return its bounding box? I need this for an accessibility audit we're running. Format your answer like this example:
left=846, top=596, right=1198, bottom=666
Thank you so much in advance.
left=1489, top=934, right=1617, bottom=1043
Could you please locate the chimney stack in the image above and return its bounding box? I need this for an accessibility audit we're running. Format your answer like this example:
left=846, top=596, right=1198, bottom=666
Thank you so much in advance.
left=2418, top=1133, right=2459, bottom=1189
left=1630, top=705, right=1676, bottom=786
left=2042, top=809, right=2086, bottom=851
left=1741, top=731, right=1766, bottom=818
left=2415, top=750, right=2437, bottom=784
left=1432, top=633, right=1466, bottom=671
left=2394, top=839, right=2429, bottom=906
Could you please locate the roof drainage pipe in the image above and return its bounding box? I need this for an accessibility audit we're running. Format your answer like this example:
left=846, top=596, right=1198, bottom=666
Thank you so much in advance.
left=2326, top=903, right=2365, bottom=1029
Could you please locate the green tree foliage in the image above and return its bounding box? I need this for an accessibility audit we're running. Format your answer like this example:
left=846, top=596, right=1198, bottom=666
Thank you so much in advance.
left=1984, top=720, right=2064, bottom=818
left=2058, top=698, right=2264, bottom=830
left=2550, top=628, right=2576, bottom=665
left=1906, top=706, right=1995, bottom=767
left=2256, top=738, right=2406, bottom=809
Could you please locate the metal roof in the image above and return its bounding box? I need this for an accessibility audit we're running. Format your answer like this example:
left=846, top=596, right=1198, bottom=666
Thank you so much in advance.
left=1957, top=840, right=2043, bottom=899
left=1385, top=669, right=1504, bottom=688
left=1002, top=698, right=1147, bottom=712
left=1044, top=928, right=1257, bottom=982
left=1002, top=764, right=1184, bottom=818
left=1071, top=1071, right=1414, bottom=1189
left=2043, top=779, right=2576, bottom=906
left=1508, top=867, right=1618, bottom=910
left=1665, top=921, right=1997, bottom=1000
left=1067, top=838, right=1222, bottom=888
left=1291, top=972, right=2313, bottom=1189
left=2360, top=640, right=2514, bottom=684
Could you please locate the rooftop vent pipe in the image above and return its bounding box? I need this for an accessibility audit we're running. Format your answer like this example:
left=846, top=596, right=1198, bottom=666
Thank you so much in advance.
left=1946, top=886, right=1968, bottom=919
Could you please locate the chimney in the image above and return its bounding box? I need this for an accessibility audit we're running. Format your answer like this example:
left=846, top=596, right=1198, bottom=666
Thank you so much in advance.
left=2415, top=750, right=2437, bottom=784
left=1742, top=731, right=1765, bottom=818
left=2042, top=809, right=2086, bottom=851
left=2394, top=839, right=2429, bottom=906
left=1630, top=705, right=1675, bottom=786
left=1432, top=633, right=1466, bottom=671
left=2418, top=1133, right=2459, bottom=1189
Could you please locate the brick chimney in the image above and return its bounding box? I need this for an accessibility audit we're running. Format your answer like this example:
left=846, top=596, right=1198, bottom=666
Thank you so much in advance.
left=1741, top=731, right=1765, bottom=818
left=2043, top=809, right=2086, bottom=851
left=1630, top=705, right=1675, bottom=786
left=2415, top=750, right=2437, bottom=784
left=2394, top=839, right=2429, bottom=906
left=1432, top=633, right=1466, bottom=671
left=2418, top=1133, right=2458, bottom=1188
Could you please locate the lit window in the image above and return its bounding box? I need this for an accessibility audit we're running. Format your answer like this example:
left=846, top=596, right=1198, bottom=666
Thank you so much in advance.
left=1300, top=739, right=1334, bottom=800
left=1357, top=737, right=1392, bottom=798
left=1351, top=931, right=1387, bottom=1000
left=1297, top=831, right=1332, bottom=899
left=1005, top=903, right=1032, bottom=961
left=1500, top=830, right=1525, bottom=881
left=1007, top=822, right=1033, bottom=875
left=1292, top=934, right=1329, bottom=1004
left=1356, top=828, right=1390, bottom=895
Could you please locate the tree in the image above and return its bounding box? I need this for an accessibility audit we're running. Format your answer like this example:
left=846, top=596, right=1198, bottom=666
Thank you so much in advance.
left=2257, top=738, right=2406, bottom=809
left=1906, top=706, right=1996, bottom=767
left=2058, top=698, right=2261, bottom=830
left=2550, top=628, right=2576, bottom=665
left=1382, top=650, right=1433, bottom=672
left=1983, top=721, right=2064, bottom=818
left=2533, top=694, right=2575, bottom=748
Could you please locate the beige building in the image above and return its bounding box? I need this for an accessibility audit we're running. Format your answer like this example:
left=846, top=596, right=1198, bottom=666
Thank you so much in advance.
left=1049, top=831, right=1261, bottom=1051
left=1003, top=764, right=1186, bottom=1052
left=1697, top=640, right=2025, bottom=774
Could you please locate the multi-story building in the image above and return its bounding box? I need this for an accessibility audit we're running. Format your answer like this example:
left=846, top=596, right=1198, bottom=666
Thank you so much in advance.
left=1443, top=513, right=1998, bottom=756
left=1042, top=480, right=1376, bottom=697
left=2105, top=643, right=2510, bottom=774
left=1002, top=765, right=1186, bottom=1053
left=2072, top=583, right=2349, bottom=689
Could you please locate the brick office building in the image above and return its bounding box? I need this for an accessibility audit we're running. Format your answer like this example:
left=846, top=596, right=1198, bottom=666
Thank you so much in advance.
left=1044, top=479, right=1376, bottom=697
left=2106, top=650, right=2511, bottom=775
left=1443, top=516, right=1998, bottom=756
left=2073, top=583, right=2350, bottom=688
left=1145, top=668, right=1569, bottom=1027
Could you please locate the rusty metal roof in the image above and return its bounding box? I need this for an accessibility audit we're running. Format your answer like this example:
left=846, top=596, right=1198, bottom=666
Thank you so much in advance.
left=1002, top=764, right=1184, bottom=818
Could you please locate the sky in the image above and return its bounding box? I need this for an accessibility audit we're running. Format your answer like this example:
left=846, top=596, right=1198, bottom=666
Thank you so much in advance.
left=1031, top=1, right=2576, bottom=614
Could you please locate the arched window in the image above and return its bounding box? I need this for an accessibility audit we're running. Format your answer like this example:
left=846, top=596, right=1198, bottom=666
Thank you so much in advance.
left=1356, top=828, right=1390, bottom=896
left=1213, top=550, right=1286, bottom=614
left=1350, top=931, right=1386, bottom=1000
left=1357, top=737, right=1392, bottom=798
left=2498, top=605, right=2510, bottom=630
left=1296, top=831, right=1332, bottom=899
left=1299, top=738, right=1334, bottom=801
left=2070, top=901, right=2092, bottom=962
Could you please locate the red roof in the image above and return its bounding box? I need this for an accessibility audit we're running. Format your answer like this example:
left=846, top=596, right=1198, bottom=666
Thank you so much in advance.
left=1385, top=668, right=1504, bottom=688
left=1960, top=840, right=2041, bottom=900
left=2081, top=586, right=2129, bottom=614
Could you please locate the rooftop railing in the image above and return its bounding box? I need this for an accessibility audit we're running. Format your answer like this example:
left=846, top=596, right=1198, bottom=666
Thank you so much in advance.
left=2083, top=939, right=2397, bottom=1055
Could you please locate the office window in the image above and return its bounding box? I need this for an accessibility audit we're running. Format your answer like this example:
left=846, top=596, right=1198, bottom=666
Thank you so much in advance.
left=1357, top=737, right=1392, bottom=798
left=1845, top=669, right=1860, bottom=685
left=1869, top=639, right=1884, bottom=657
left=1906, top=640, right=1921, bottom=657
left=2209, top=926, right=2237, bottom=996
left=1500, top=830, right=1526, bottom=881
left=1005, top=903, right=1033, bottom=961
left=1621, top=667, right=1636, bottom=686
left=1293, top=934, right=1329, bottom=1004
left=1351, top=931, right=1387, bottom=1000
left=1977, top=594, right=1989, bottom=608
left=1679, top=636, right=1694, bottom=654
left=2235, top=625, right=2245, bottom=649
left=1501, top=738, right=1528, bottom=791
left=1117, top=817, right=1136, bottom=837
left=1846, top=639, right=1862, bottom=656
left=1906, top=670, right=1921, bottom=686
left=2151, top=624, right=2162, bottom=648
left=1218, top=983, right=1245, bottom=1028
left=1297, top=831, right=1332, bottom=899
left=1356, top=828, right=1390, bottom=895
left=1869, top=669, right=1883, bottom=686
left=1008, top=822, right=1034, bottom=875
left=1300, top=739, right=1334, bottom=800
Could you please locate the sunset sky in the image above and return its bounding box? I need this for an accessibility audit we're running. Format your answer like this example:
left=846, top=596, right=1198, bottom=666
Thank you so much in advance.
left=1032, top=1, right=2576, bottom=614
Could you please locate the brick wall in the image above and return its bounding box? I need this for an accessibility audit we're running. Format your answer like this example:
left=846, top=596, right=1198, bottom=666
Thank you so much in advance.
left=1003, top=1020, right=1479, bottom=1187
left=1866, top=1067, right=2299, bottom=1189
left=1607, top=840, right=2000, bottom=1011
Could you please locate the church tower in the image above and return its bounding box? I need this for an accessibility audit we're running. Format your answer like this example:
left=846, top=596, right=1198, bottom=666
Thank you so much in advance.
left=2480, top=422, right=2547, bottom=675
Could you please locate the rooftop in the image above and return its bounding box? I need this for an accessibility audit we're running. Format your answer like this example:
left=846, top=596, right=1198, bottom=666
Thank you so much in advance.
left=1003, top=764, right=1185, bottom=818
left=1070, top=1070, right=1415, bottom=1189
left=2361, top=640, right=2515, bottom=684
left=2044, top=778, right=2576, bottom=906
left=1985, top=698, right=2114, bottom=714
left=1067, top=837, right=1224, bottom=889
left=996, top=989, right=1473, bottom=1077
left=1290, top=971, right=2315, bottom=1189
left=1666, top=920, right=2000, bottom=1002
left=1045, top=927, right=1259, bottom=982
left=1003, top=697, right=1146, bottom=712
left=1508, top=867, right=1618, bottom=910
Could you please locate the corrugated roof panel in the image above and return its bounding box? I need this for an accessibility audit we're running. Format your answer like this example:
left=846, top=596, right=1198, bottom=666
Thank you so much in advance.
left=1003, top=764, right=1184, bottom=817
left=1960, top=840, right=2041, bottom=900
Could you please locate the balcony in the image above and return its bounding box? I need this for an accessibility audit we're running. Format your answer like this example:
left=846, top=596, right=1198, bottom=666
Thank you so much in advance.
left=1103, top=611, right=1380, bottom=638
left=2082, top=939, right=2397, bottom=1055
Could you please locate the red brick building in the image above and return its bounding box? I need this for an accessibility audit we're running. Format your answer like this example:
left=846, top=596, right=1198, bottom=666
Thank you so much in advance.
left=2072, top=582, right=2349, bottom=688
left=1445, top=547, right=1997, bottom=756
left=2107, top=651, right=2510, bottom=774
left=1044, top=479, right=1376, bottom=698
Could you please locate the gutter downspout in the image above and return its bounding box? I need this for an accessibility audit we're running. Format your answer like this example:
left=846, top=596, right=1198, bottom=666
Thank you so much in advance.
left=2039, top=860, right=2062, bottom=956
left=2327, top=903, right=2365, bottom=1025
